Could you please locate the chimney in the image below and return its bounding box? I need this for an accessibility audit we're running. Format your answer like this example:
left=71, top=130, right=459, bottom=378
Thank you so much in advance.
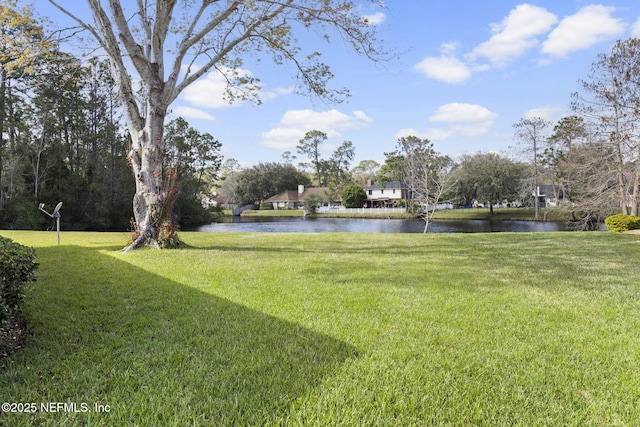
left=366, top=180, right=373, bottom=187
left=298, top=185, right=305, bottom=194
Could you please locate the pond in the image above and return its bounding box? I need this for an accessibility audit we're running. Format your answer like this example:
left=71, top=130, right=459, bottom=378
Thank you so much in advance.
left=197, top=216, right=571, bottom=233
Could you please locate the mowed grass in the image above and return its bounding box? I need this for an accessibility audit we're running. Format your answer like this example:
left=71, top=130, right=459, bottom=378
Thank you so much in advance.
left=1, top=230, right=640, bottom=426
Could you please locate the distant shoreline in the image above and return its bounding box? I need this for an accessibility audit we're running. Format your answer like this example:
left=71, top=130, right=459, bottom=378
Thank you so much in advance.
left=236, top=207, right=569, bottom=222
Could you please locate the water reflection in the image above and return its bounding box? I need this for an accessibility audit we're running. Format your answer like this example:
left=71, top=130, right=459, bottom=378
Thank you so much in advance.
left=197, top=216, right=569, bottom=233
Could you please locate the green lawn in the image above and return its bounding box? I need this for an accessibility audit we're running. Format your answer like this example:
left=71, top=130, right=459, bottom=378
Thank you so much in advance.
left=1, top=230, right=639, bottom=426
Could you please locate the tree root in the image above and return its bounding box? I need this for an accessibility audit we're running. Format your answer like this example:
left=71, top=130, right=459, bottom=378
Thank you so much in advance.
left=122, top=226, right=160, bottom=252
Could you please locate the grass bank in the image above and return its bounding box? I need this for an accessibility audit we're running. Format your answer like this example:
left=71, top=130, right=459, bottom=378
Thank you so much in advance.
left=238, top=207, right=566, bottom=221
left=1, top=230, right=639, bottom=425
left=236, top=208, right=412, bottom=219
left=241, top=209, right=304, bottom=217
left=433, top=207, right=567, bottom=221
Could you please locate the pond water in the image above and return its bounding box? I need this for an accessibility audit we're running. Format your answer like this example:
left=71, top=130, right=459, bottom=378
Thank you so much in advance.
left=197, top=216, right=570, bottom=233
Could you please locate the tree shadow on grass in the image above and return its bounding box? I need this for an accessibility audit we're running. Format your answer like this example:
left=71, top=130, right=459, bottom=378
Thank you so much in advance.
left=0, top=246, right=356, bottom=426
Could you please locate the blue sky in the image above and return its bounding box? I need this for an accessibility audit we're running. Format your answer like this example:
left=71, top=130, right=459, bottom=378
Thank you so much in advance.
left=33, top=1, right=640, bottom=168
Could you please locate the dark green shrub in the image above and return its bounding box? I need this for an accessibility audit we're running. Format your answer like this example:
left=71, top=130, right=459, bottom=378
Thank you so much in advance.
left=0, top=237, right=38, bottom=325
left=260, top=201, right=274, bottom=210
left=604, top=213, right=640, bottom=232
left=0, top=197, right=46, bottom=230
left=341, top=184, right=367, bottom=208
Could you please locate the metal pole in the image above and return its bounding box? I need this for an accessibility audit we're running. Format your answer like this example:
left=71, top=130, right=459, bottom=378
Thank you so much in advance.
left=55, top=213, right=60, bottom=245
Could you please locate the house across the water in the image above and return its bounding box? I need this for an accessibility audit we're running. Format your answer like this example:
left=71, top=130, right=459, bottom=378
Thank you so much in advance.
left=265, top=185, right=338, bottom=209
left=364, top=180, right=408, bottom=208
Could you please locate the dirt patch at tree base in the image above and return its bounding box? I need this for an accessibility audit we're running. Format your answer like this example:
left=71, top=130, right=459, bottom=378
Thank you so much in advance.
left=0, top=312, right=28, bottom=361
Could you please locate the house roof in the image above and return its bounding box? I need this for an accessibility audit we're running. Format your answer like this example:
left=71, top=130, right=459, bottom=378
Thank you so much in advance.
left=264, top=187, right=341, bottom=203
left=365, top=181, right=407, bottom=190
left=300, top=187, right=334, bottom=200
left=264, top=190, right=299, bottom=203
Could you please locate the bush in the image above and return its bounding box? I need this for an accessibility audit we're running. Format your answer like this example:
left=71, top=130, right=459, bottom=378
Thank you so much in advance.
left=259, top=202, right=274, bottom=210
left=0, top=197, right=46, bottom=230
left=0, top=237, right=38, bottom=325
left=604, top=213, right=640, bottom=232
left=303, top=194, right=323, bottom=216
left=341, top=184, right=367, bottom=208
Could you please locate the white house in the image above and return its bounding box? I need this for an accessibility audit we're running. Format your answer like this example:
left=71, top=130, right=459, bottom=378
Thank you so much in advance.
left=537, top=185, right=566, bottom=208
left=364, top=181, right=408, bottom=208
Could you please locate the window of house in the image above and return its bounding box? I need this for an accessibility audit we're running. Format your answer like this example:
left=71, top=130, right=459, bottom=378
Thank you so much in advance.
left=381, top=189, right=384, bottom=194
left=368, top=190, right=372, bottom=195
left=393, top=189, right=396, bottom=194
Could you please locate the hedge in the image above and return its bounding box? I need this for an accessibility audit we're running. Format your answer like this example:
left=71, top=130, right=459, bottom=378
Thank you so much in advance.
left=0, top=236, right=38, bottom=325
left=604, top=213, right=640, bottom=232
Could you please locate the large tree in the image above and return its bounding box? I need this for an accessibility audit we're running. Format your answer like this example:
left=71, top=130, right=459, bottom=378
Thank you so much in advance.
left=47, top=0, right=386, bottom=250
left=164, top=117, right=222, bottom=199
left=351, top=159, right=379, bottom=186
left=297, top=130, right=327, bottom=187
left=543, top=116, right=588, bottom=208
left=558, top=141, right=620, bottom=229
left=393, top=136, right=454, bottom=232
left=453, top=152, right=526, bottom=214
left=330, top=140, right=355, bottom=185
left=572, top=38, right=640, bottom=216
left=233, top=162, right=311, bottom=206
left=513, top=117, right=552, bottom=220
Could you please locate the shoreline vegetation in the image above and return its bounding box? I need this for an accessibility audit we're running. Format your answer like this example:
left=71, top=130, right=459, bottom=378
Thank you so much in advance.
left=0, top=231, right=638, bottom=425
left=238, top=207, right=569, bottom=221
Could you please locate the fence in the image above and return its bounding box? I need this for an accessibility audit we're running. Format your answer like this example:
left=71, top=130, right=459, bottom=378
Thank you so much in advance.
left=316, top=206, right=407, bottom=215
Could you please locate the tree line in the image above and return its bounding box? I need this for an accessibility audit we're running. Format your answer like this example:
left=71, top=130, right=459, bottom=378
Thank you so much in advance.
left=0, top=3, right=221, bottom=232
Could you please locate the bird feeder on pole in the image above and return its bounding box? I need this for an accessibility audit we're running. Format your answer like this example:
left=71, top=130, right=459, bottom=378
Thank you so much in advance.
left=38, top=202, right=62, bottom=244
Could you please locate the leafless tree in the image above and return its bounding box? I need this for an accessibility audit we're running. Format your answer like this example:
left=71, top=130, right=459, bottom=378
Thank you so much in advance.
left=572, top=38, right=640, bottom=216
left=513, top=117, right=552, bottom=220
left=560, top=141, right=620, bottom=230
left=395, top=136, right=455, bottom=233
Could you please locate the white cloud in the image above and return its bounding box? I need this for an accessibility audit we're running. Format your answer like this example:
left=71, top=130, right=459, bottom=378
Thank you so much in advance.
left=633, top=17, right=640, bottom=38
left=397, top=103, right=498, bottom=142
left=542, top=5, right=626, bottom=58
left=171, top=106, right=216, bottom=121
left=470, top=4, right=558, bottom=67
left=362, top=12, right=386, bottom=26
left=396, top=127, right=454, bottom=141
left=262, top=86, right=295, bottom=102
left=395, top=128, right=430, bottom=140
left=259, top=109, right=373, bottom=149
left=429, top=102, right=498, bottom=124
left=181, top=68, right=249, bottom=108
left=414, top=54, right=472, bottom=84
left=181, top=67, right=291, bottom=108
left=523, top=106, right=563, bottom=121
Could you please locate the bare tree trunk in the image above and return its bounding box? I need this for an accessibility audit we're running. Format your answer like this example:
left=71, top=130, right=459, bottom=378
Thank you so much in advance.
left=632, top=145, right=640, bottom=216
left=614, top=135, right=628, bottom=215
left=0, top=69, right=5, bottom=210
left=123, top=110, right=167, bottom=252
left=423, top=210, right=431, bottom=233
